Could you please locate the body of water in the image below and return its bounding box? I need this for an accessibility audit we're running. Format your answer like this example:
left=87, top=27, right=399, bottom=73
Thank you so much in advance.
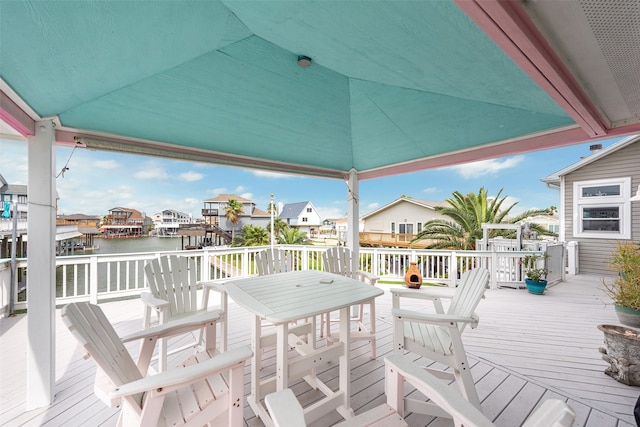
left=92, top=236, right=185, bottom=255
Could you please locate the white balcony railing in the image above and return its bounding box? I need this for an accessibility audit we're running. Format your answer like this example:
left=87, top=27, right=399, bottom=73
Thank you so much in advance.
left=1, top=244, right=567, bottom=316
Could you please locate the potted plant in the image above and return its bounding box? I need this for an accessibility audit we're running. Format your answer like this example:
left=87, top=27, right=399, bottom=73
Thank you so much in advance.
left=603, top=241, right=640, bottom=327
left=522, top=253, right=549, bottom=295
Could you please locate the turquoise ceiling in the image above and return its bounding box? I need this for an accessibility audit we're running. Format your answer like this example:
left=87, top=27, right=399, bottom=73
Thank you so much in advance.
left=0, top=1, right=574, bottom=175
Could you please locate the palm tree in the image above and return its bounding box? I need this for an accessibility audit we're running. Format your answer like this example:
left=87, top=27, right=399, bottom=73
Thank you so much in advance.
left=224, top=199, right=244, bottom=242
left=235, top=225, right=269, bottom=247
left=267, top=218, right=289, bottom=236
left=412, top=187, right=553, bottom=250
left=278, top=228, right=310, bottom=245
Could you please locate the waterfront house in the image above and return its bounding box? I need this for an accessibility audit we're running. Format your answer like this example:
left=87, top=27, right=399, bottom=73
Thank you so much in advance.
left=360, top=197, right=448, bottom=247
left=542, top=134, right=640, bottom=275
left=152, top=208, right=193, bottom=236
left=202, top=194, right=270, bottom=233
left=278, top=201, right=321, bottom=237
left=102, top=207, right=152, bottom=238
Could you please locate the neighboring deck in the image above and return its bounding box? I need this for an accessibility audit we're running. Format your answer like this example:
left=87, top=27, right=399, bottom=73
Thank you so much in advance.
left=1, top=274, right=637, bottom=426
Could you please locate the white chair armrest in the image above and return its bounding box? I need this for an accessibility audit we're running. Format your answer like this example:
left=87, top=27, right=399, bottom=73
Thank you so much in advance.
left=140, top=291, right=170, bottom=310
left=110, top=346, right=252, bottom=399
left=265, top=388, right=306, bottom=427
left=356, top=270, right=379, bottom=285
left=199, top=279, right=227, bottom=294
left=384, top=354, right=494, bottom=427
left=522, top=400, right=576, bottom=427
left=390, top=286, right=456, bottom=300
left=392, top=308, right=478, bottom=327
left=121, top=309, right=223, bottom=343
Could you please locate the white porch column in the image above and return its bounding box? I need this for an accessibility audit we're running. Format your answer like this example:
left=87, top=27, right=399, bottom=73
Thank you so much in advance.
left=346, top=169, right=359, bottom=270
left=26, top=120, right=56, bottom=408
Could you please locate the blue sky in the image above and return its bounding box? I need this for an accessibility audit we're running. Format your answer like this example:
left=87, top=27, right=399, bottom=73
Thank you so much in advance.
left=0, top=136, right=625, bottom=220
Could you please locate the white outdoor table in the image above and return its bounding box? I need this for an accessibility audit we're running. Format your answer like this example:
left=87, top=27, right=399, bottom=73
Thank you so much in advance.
left=225, top=269, right=383, bottom=427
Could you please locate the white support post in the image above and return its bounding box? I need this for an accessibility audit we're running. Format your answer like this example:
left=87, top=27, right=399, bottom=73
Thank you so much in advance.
left=346, top=169, right=359, bottom=269
left=26, top=120, right=56, bottom=408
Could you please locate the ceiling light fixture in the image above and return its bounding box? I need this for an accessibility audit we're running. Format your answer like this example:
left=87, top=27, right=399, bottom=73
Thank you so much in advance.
left=297, top=55, right=312, bottom=68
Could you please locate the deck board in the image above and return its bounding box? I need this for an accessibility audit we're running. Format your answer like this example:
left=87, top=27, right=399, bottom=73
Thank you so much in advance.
left=1, top=274, right=638, bottom=426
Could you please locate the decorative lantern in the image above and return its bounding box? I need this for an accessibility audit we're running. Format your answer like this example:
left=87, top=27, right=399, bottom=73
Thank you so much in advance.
left=404, top=262, right=423, bottom=289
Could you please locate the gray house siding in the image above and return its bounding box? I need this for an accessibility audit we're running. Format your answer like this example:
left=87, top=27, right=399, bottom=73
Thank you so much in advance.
left=564, top=142, right=640, bottom=275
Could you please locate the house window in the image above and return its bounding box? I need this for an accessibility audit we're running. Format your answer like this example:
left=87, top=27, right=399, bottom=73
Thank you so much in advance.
left=18, top=195, right=27, bottom=204
left=306, top=207, right=312, bottom=213
left=302, top=217, right=308, bottom=222
left=417, top=222, right=423, bottom=233
left=573, top=177, right=631, bottom=239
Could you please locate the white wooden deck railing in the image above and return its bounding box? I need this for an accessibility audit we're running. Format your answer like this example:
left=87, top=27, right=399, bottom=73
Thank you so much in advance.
left=0, top=244, right=562, bottom=316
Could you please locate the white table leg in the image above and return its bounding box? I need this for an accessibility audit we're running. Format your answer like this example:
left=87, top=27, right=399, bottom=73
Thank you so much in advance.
left=251, top=314, right=261, bottom=402
left=337, top=306, right=354, bottom=419
left=276, top=321, right=289, bottom=391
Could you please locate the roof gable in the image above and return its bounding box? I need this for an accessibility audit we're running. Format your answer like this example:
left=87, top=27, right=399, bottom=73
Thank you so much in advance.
left=362, top=197, right=446, bottom=219
left=279, top=201, right=312, bottom=219
left=542, top=134, right=640, bottom=183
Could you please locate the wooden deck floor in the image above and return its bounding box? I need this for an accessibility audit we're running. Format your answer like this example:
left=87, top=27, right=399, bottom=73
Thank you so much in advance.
left=1, top=274, right=637, bottom=426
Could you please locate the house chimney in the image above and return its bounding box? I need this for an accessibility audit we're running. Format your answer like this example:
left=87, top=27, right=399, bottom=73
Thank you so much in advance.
left=589, top=144, right=602, bottom=154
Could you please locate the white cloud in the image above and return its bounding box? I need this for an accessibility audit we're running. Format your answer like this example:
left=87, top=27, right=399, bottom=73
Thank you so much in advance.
left=235, top=185, right=246, bottom=193
left=179, top=171, right=204, bottom=182
left=315, top=206, right=344, bottom=220
left=134, top=166, right=168, bottom=180
left=240, top=192, right=253, bottom=200
left=449, top=155, right=525, bottom=179
left=93, top=159, right=119, bottom=169
left=367, top=202, right=379, bottom=210
left=423, top=187, right=437, bottom=194
left=211, top=187, right=227, bottom=195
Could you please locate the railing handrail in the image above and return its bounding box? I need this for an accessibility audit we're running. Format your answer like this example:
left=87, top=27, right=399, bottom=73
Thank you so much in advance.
left=0, top=244, right=556, bottom=316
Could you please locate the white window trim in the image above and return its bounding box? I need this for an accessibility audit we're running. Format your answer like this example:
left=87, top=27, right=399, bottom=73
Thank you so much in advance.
left=573, top=177, right=631, bottom=239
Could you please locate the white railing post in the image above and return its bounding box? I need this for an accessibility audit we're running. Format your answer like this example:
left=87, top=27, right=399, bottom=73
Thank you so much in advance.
left=490, top=249, right=498, bottom=289
left=301, top=246, right=309, bottom=270
left=243, top=247, right=250, bottom=277
left=371, top=248, right=379, bottom=276
left=202, top=250, right=211, bottom=282
left=450, top=251, right=457, bottom=287
left=567, top=241, right=578, bottom=275
left=89, top=256, right=98, bottom=304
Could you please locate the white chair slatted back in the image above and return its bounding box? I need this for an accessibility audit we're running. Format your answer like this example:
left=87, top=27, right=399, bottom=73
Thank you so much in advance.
left=447, top=268, right=489, bottom=318
left=146, top=255, right=199, bottom=317
left=255, top=248, right=293, bottom=275
left=61, top=302, right=144, bottom=407
left=322, top=247, right=355, bottom=279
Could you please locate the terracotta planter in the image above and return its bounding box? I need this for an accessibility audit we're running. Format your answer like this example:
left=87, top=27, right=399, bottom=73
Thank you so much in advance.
left=404, top=262, right=422, bottom=289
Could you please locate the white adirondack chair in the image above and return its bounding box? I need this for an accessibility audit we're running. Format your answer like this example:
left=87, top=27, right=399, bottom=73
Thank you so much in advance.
left=391, top=267, right=490, bottom=413
left=255, top=247, right=294, bottom=275
left=322, top=246, right=379, bottom=358
left=61, top=302, right=252, bottom=427
left=142, top=254, right=227, bottom=371
left=254, top=248, right=315, bottom=344
left=264, top=355, right=575, bottom=427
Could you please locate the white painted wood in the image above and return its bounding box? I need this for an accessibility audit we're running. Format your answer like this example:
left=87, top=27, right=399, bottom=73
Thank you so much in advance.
left=26, top=120, right=57, bottom=409
left=346, top=168, right=359, bottom=262
left=322, top=247, right=379, bottom=358
left=60, top=302, right=251, bottom=427
left=391, top=268, right=490, bottom=412
left=226, top=270, right=383, bottom=425
left=2, top=274, right=638, bottom=426
left=265, top=388, right=306, bottom=427
left=142, top=255, right=226, bottom=370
